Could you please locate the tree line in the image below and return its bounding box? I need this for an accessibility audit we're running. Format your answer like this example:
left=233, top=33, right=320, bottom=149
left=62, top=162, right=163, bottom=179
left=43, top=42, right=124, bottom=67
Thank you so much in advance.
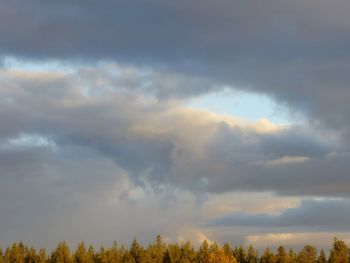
left=0, top=236, right=349, bottom=263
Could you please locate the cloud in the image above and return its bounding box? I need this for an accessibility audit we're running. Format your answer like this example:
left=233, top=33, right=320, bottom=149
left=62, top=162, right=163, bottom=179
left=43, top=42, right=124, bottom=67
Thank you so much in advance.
left=1, top=0, right=350, bottom=136
left=0, top=64, right=346, bottom=198
left=253, top=155, right=311, bottom=167
left=207, top=198, right=350, bottom=232
left=0, top=60, right=349, bottom=248
left=201, top=192, right=301, bottom=219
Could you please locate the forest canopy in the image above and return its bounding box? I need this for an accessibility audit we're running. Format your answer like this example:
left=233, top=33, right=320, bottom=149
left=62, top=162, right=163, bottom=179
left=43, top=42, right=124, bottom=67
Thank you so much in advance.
left=0, top=236, right=349, bottom=263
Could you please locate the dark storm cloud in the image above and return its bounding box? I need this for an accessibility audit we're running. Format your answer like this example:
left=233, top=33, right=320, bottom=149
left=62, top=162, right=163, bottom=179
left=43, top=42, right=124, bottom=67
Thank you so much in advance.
left=1, top=0, right=348, bottom=63
left=207, top=198, right=350, bottom=232
left=1, top=0, right=350, bottom=133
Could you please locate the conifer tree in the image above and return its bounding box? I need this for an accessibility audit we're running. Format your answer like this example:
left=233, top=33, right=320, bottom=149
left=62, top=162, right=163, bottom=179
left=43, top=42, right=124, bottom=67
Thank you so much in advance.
left=50, top=241, right=73, bottom=263
left=329, top=238, right=349, bottom=263
left=223, top=244, right=235, bottom=259
left=106, top=241, right=121, bottom=263
left=234, top=245, right=247, bottom=263
left=298, top=245, right=317, bottom=263
left=179, top=241, right=196, bottom=262
left=74, top=242, right=95, bottom=263
left=5, top=242, right=26, bottom=263
left=317, top=249, right=327, bottom=263
left=130, top=239, right=144, bottom=263
left=147, top=235, right=164, bottom=263
left=95, top=246, right=108, bottom=263
left=260, top=248, right=276, bottom=263
left=24, top=247, right=38, bottom=263
left=288, top=249, right=297, bottom=263
left=209, top=247, right=237, bottom=263
left=276, top=246, right=288, bottom=263
left=38, top=249, right=48, bottom=263
left=121, top=251, right=135, bottom=263
left=197, top=240, right=210, bottom=263
left=247, top=245, right=259, bottom=263
left=164, top=243, right=181, bottom=263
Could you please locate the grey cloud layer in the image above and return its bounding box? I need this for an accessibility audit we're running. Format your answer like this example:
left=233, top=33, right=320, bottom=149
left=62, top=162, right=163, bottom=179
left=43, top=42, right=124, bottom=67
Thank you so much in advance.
left=1, top=0, right=350, bottom=133
left=0, top=67, right=347, bottom=197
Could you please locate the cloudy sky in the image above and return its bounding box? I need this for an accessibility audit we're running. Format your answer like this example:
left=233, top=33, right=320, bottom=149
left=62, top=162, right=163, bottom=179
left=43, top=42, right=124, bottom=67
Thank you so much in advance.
left=1, top=0, right=350, bottom=251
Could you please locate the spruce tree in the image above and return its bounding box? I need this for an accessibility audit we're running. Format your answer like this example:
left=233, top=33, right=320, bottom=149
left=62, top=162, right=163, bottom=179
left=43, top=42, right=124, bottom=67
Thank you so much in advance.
left=130, top=239, right=144, bottom=263
left=164, top=243, right=181, bottom=263
left=197, top=240, right=210, bottom=263
left=50, top=241, right=73, bottom=263
left=260, top=248, right=276, bottom=263
left=234, top=245, right=247, bottom=263
left=329, top=238, right=349, bottom=263
left=317, top=249, right=327, bottom=263
left=247, top=245, right=259, bottom=263
left=276, top=246, right=288, bottom=263
left=298, top=245, right=317, bottom=263
left=38, top=249, right=48, bottom=263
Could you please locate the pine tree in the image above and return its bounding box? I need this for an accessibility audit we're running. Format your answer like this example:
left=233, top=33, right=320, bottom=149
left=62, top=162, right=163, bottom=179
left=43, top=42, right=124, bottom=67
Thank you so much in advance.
left=164, top=243, right=181, bottom=263
left=179, top=241, right=196, bottom=262
left=260, top=248, right=276, bottom=263
left=106, top=241, right=121, bottom=263
left=298, top=245, right=317, bottom=263
left=74, top=242, right=94, bottom=263
left=25, top=247, right=39, bottom=263
left=276, top=246, right=288, bottom=263
left=147, top=235, right=164, bottom=263
left=0, top=248, right=4, bottom=263
left=121, top=251, right=135, bottom=263
left=234, top=245, right=247, bottom=263
left=96, top=246, right=108, bottom=263
left=288, top=249, right=297, bottom=263
left=197, top=240, right=210, bottom=263
left=38, top=249, right=48, bottom=263
left=5, top=242, right=26, bottom=263
left=329, top=238, right=349, bottom=263
left=50, top=241, right=73, bottom=263
left=4, top=248, right=11, bottom=263
left=317, top=249, right=326, bottom=263
left=247, top=245, right=259, bottom=263
left=209, top=247, right=237, bottom=263
left=223, top=244, right=235, bottom=259
left=130, top=239, right=144, bottom=263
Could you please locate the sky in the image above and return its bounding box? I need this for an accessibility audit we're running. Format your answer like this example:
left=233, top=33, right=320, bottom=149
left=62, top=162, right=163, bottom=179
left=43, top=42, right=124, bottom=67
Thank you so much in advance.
left=1, top=0, right=350, bottom=251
